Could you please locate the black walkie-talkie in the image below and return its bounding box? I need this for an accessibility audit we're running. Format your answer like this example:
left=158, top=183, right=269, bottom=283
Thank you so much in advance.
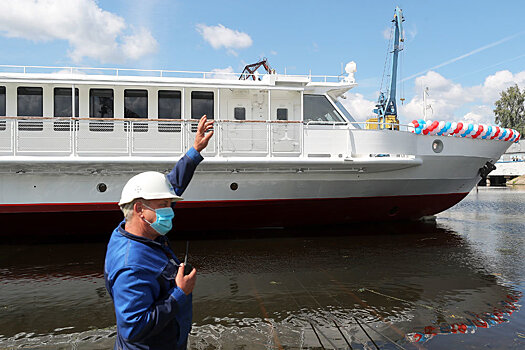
left=183, top=240, right=193, bottom=276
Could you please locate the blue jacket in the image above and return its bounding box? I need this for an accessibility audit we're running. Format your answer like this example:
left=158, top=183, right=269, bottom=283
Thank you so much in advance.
left=105, top=148, right=203, bottom=350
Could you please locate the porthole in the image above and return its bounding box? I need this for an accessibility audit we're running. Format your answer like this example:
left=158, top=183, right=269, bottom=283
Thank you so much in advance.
left=97, top=183, right=107, bottom=193
left=432, top=139, right=444, bottom=153
left=230, top=183, right=238, bottom=191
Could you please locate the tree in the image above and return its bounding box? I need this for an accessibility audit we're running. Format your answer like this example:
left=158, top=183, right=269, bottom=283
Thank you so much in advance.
left=494, top=84, right=524, bottom=138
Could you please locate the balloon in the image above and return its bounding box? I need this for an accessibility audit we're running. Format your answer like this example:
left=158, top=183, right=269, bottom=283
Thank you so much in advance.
left=462, top=124, right=473, bottom=137
left=491, top=126, right=501, bottom=139
left=505, top=129, right=514, bottom=141
left=472, top=125, right=483, bottom=139
left=483, top=125, right=492, bottom=139
left=450, top=122, right=458, bottom=135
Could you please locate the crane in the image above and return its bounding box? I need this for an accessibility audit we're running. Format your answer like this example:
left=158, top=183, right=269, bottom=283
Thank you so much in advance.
left=239, top=58, right=275, bottom=80
left=373, top=7, right=405, bottom=128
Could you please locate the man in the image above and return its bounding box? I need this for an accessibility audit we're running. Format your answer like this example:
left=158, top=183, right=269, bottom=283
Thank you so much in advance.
left=105, top=116, right=214, bottom=350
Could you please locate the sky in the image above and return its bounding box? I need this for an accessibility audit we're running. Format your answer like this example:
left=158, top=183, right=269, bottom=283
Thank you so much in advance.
left=1, top=0, right=525, bottom=125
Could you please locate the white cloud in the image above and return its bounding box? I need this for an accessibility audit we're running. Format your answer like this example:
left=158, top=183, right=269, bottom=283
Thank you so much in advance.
left=463, top=105, right=494, bottom=124
left=473, top=70, right=525, bottom=103
left=196, top=24, right=252, bottom=55
left=340, top=92, right=376, bottom=122
left=340, top=69, right=525, bottom=126
left=210, top=66, right=237, bottom=80
left=0, top=0, right=158, bottom=63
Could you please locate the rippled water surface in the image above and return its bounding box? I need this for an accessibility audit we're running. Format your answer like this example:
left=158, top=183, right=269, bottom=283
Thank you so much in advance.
left=1, top=187, right=524, bottom=349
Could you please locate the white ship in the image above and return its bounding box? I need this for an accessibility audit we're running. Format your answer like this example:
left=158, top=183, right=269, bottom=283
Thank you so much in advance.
left=0, top=8, right=519, bottom=233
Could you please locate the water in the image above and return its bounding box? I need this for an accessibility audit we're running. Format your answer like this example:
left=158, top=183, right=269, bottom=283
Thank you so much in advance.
left=1, top=187, right=524, bottom=349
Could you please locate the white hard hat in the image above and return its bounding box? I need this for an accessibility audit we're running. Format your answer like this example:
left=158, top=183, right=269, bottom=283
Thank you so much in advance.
left=119, top=171, right=183, bottom=206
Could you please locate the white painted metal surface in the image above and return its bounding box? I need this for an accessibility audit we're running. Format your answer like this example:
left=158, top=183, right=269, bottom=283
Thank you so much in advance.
left=0, top=68, right=517, bottom=218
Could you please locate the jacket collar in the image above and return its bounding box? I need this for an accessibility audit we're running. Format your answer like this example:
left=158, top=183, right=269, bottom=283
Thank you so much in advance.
left=117, top=220, right=170, bottom=248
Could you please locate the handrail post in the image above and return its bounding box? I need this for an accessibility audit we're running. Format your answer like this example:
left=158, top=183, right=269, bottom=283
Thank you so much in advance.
left=72, top=118, right=77, bottom=157
left=13, top=119, right=18, bottom=156
left=128, top=120, right=132, bottom=156
left=300, top=122, right=304, bottom=157
left=216, top=120, right=221, bottom=156
left=267, top=121, right=271, bottom=157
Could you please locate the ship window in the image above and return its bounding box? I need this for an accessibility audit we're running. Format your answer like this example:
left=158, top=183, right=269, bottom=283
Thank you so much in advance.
left=158, top=90, right=181, bottom=133
left=234, top=107, right=246, bottom=120
left=124, top=89, right=148, bottom=119
left=89, top=89, right=114, bottom=132
left=0, top=86, right=5, bottom=116
left=89, top=89, right=114, bottom=118
left=17, top=87, right=43, bottom=117
left=124, top=89, right=148, bottom=132
left=18, top=87, right=43, bottom=131
left=54, top=88, right=79, bottom=117
left=0, top=87, right=4, bottom=131
left=277, top=108, right=288, bottom=121
left=191, top=91, right=214, bottom=119
left=158, top=90, right=181, bottom=119
left=303, top=94, right=345, bottom=123
left=334, top=99, right=359, bottom=127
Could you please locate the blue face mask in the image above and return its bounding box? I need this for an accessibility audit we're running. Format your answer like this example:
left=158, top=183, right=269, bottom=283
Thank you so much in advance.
left=142, top=204, right=174, bottom=235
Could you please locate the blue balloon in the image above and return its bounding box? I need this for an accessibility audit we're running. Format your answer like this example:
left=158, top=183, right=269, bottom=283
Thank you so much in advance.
left=482, top=126, right=492, bottom=139
left=415, top=127, right=422, bottom=134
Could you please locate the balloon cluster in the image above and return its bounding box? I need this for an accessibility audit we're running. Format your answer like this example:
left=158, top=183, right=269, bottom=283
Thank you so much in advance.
left=408, top=119, right=521, bottom=143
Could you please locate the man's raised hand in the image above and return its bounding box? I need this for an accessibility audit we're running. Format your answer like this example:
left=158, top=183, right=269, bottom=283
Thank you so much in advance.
left=193, top=115, right=214, bottom=152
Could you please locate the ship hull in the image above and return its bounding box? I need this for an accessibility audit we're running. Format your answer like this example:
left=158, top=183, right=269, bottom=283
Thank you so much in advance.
left=0, top=126, right=513, bottom=235
left=0, top=192, right=468, bottom=236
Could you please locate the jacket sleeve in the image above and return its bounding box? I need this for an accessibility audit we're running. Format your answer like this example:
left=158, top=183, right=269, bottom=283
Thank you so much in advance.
left=166, top=147, right=204, bottom=196
left=111, top=266, right=190, bottom=342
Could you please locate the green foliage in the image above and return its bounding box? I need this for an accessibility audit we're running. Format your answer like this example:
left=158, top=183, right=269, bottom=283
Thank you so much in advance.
left=494, top=84, right=524, bottom=138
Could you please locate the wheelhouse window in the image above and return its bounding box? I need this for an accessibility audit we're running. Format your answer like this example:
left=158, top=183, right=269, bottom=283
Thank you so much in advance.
left=191, top=91, right=214, bottom=119
left=158, top=90, right=181, bottom=119
left=54, top=88, right=79, bottom=117
left=234, top=107, right=246, bottom=120
left=17, top=87, right=43, bottom=117
left=303, top=94, right=345, bottom=123
left=90, top=89, right=114, bottom=118
left=277, top=108, right=288, bottom=121
left=124, top=89, right=148, bottom=118
left=334, top=100, right=359, bottom=127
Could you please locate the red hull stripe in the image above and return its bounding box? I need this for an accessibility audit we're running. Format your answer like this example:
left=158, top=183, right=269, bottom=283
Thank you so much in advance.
left=0, top=192, right=469, bottom=233
left=0, top=192, right=467, bottom=214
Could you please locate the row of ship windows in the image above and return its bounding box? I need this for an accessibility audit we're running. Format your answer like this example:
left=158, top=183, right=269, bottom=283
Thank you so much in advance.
left=0, top=86, right=292, bottom=121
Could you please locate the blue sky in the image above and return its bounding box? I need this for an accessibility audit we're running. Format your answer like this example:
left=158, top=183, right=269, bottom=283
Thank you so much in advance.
left=1, top=0, right=524, bottom=124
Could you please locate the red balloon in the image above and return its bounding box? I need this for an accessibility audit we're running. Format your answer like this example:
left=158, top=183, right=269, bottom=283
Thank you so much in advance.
left=491, top=126, right=500, bottom=139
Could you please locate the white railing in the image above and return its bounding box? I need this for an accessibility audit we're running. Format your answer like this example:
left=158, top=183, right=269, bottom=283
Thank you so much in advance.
left=0, top=118, right=303, bottom=158
left=0, top=64, right=344, bottom=83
